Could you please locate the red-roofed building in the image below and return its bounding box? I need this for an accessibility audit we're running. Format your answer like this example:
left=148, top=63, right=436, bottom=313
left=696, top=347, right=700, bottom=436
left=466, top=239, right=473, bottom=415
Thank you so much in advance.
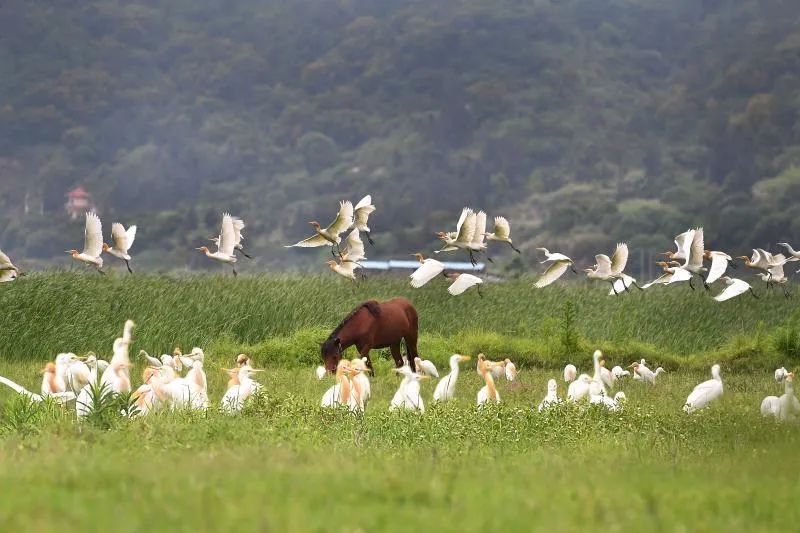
left=65, top=186, right=95, bottom=219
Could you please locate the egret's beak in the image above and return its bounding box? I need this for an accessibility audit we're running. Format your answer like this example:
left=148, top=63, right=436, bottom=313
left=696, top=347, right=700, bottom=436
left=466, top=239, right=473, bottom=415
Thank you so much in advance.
left=248, top=368, right=266, bottom=373
left=459, top=355, right=471, bottom=362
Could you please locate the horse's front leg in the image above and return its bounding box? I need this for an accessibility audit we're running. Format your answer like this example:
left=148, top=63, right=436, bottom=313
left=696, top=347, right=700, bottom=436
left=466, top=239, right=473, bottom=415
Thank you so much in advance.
left=356, top=344, right=375, bottom=375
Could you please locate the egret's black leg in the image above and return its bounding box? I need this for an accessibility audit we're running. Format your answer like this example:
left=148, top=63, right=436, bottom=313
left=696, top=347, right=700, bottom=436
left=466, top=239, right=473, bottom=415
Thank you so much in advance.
left=365, top=232, right=375, bottom=246
left=750, top=288, right=759, bottom=299
left=125, top=260, right=133, bottom=274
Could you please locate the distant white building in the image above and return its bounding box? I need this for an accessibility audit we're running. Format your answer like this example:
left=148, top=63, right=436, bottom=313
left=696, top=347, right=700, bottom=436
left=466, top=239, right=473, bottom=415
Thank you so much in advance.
left=64, top=186, right=95, bottom=219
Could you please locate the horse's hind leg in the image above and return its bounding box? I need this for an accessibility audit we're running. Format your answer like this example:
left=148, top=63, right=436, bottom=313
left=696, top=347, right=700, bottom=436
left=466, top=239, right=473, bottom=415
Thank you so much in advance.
left=390, top=343, right=405, bottom=369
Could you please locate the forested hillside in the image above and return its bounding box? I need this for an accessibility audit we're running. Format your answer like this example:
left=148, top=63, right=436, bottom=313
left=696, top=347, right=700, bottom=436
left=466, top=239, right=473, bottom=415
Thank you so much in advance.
left=1, top=0, right=799, bottom=271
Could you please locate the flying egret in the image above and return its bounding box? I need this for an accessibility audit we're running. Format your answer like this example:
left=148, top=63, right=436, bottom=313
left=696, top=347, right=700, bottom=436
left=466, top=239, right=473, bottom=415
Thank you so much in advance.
left=197, top=213, right=239, bottom=276
left=738, top=249, right=780, bottom=281
left=286, top=201, right=354, bottom=255
left=538, top=379, right=561, bottom=411
left=585, top=243, right=637, bottom=294
left=683, top=364, right=723, bottom=413
left=445, top=272, right=483, bottom=296
left=608, top=274, right=640, bottom=295
left=628, top=362, right=664, bottom=385
left=0, top=248, right=23, bottom=282
left=703, top=250, right=733, bottom=284
left=677, top=228, right=709, bottom=290
left=414, top=357, right=439, bottom=378
left=66, top=212, right=104, bottom=273
left=661, top=229, right=695, bottom=262
left=435, top=208, right=480, bottom=265
left=466, top=211, right=491, bottom=262
left=326, top=229, right=366, bottom=281
left=713, top=276, right=758, bottom=301
left=409, top=253, right=446, bottom=288
left=349, top=195, right=376, bottom=245
left=484, top=216, right=521, bottom=253
left=389, top=365, right=428, bottom=413
left=433, top=354, right=470, bottom=402
left=210, top=215, right=252, bottom=259
left=534, top=248, right=576, bottom=288
left=757, top=256, right=790, bottom=297
left=777, top=243, right=800, bottom=263
left=103, top=223, right=137, bottom=273
left=563, top=364, right=577, bottom=383
left=477, top=359, right=503, bottom=407
left=221, top=365, right=265, bottom=414
left=642, top=261, right=692, bottom=289
left=504, top=359, right=517, bottom=382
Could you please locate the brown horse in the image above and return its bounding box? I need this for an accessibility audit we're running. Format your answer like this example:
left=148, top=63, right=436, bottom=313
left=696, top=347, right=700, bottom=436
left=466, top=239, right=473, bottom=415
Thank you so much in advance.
left=321, top=297, right=419, bottom=374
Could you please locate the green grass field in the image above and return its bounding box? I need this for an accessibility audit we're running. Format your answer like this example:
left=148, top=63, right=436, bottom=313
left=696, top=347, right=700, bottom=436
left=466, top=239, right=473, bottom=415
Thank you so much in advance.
left=1, top=274, right=799, bottom=530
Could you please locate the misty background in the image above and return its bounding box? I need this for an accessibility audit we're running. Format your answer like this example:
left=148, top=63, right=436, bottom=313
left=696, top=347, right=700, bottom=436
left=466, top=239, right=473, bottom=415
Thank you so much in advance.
left=0, top=0, right=799, bottom=276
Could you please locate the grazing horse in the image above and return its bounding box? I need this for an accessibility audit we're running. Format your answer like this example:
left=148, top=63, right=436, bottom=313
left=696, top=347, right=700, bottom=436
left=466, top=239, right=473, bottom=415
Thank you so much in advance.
left=321, top=297, right=419, bottom=374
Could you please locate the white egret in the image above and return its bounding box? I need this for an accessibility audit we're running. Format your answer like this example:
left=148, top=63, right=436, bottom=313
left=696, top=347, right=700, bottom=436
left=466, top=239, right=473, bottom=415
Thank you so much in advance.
left=538, top=379, right=561, bottom=412
left=326, top=229, right=366, bottom=281
left=534, top=248, right=576, bottom=288
left=590, top=350, right=607, bottom=395
left=777, top=243, right=800, bottom=263
left=683, top=364, right=723, bottom=413
left=567, top=374, right=592, bottom=401
left=590, top=390, right=627, bottom=411
left=322, top=360, right=354, bottom=409
left=484, top=216, right=521, bottom=253
left=210, top=215, right=252, bottom=259
left=642, top=261, right=692, bottom=289
left=0, top=248, right=22, bottom=282
left=775, top=367, right=790, bottom=383
left=414, top=357, right=439, bottom=378
left=563, top=364, right=577, bottom=383
left=0, top=363, right=76, bottom=404
left=504, top=359, right=517, bottom=382
left=445, top=272, right=483, bottom=296
left=350, top=357, right=371, bottom=406
left=315, top=366, right=326, bottom=380
left=703, top=250, right=733, bottom=284
left=349, top=195, right=376, bottom=245
left=757, top=257, right=790, bottom=297
left=130, top=367, right=166, bottom=417
left=585, top=243, right=637, bottom=294
left=435, top=208, right=479, bottom=265
left=286, top=201, right=354, bottom=254
left=433, top=354, right=470, bottom=402
left=409, top=253, right=446, bottom=288
left=103, top=223, right=137, bottom=273
left=608, top=274, right=640, bottom=295
left=598, top=360, right=615, bottom=390
left=611, top=365, right=630, bottom=379
left=197, top=213, right=239, bottom=276
left=389, top=365, right=427, bottom=413
left=661, top=229, right=695, bottom=262
left=628, top=362, right=664, bottom=385
left=680, top=227, right=709, bottom=290
left=477, top=359, right=503, bottom=407
left=221, top=365, right=265, bottom=414
left=738, top=249, right=781, bottom=280
left=475, top=354, right=505, bottom=380
left=713, top=276, right=758, bottom=301
left=466, top=211, right=490, bottom=261
left=66, top=212, right=104, bottom=272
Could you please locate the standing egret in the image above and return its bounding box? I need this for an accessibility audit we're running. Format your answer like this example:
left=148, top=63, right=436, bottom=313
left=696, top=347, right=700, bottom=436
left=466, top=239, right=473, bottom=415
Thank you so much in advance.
left=286, top=201, right=354, bottom=255
left=197, top=213, right=239, bottom=276
left=445, top=272, right=483, bottom=296
left=585, top=243, right=636, bottom=294
left=563, top=364, right=577, bottom=383
left=66, top=212, right=104, bottom=273
left=433, top=354, right=470, bottom=402
left=315, top=366, right=326, bottom=380
left=103, top=223, right=137, bottom=273
left=713, top=276, right=758, bottom=301
left=775, top=367, right=790, bottom=383
left=350, top=357, right=371, bottom=406
left=538, top=379, right=561, bottom=411
left=590, top=350, right=607, bottom=395
left=131, top=368, right=166, bottom=417
left=567, top=374, right=592, bottom=401
left=221, top=365, right=265, bottom=414
left=349, top=195, right=376, bottom=245
left=760, top=373, right=798, bottom=420
left=477, top=359, right=503, bottom=407
left=0, top=248, right=22, bottom=282
left=389, top=366, right=427, bottom=413
left=703, top=250, right=733, bottom=284
left=629, top=362, right=664, bottom=385
left=409, top=253, right=446, bottom=288
left=484, top=216, right=521, bottom=253
left=475, top=354, right=505, bottom=380
left=590, top=390, right=627, bottom=411
left=322, top=360, right=354, bottom=409
left=0, top=363, right=76, bottom=404
left=611, top=366, right=630, bottom=379
left=414, top=357, right=439, bottom=378
left=683, top=364, right=723, bottom=413
left=504, top=359, right=517, bottom=382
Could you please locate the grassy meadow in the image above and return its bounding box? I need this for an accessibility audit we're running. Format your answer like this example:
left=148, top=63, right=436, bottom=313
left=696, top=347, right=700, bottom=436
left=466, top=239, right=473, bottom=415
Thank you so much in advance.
left=1, top=273, right=799, bottom=530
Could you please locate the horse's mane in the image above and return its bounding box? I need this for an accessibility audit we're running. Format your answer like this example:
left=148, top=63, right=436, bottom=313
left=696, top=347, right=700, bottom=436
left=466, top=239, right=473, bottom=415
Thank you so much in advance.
left=323, top=300, right=381, bottom=348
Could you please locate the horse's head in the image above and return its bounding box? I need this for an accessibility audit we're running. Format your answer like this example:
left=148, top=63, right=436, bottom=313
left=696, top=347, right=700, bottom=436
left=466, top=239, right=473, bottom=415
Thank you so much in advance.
left=321, top=337, right=342, bottom=373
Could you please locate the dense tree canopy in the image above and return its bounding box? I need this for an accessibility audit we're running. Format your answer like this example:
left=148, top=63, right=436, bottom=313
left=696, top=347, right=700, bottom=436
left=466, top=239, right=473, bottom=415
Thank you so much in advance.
left=1, top=0, right=799, bottom=273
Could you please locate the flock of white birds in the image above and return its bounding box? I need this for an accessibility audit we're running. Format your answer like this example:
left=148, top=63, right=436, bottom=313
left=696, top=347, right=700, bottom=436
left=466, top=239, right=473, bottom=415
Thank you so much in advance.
left=0, top=318, right=796, bottom=422
left=0, top=197, right=798, bottom=302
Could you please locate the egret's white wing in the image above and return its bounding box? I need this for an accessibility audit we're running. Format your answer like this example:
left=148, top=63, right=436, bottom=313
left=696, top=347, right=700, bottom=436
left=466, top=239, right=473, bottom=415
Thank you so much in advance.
left=285, top=234, right=331, bottom=248
left=610, top=243, right=629, bottom=275
left=493, top=217, right=511, bottom=240
left=455, top=207, right=472, bottom=236
left=326, top=201, right=354, bottom=236
left=641, top=273, right=671, bottom=289
left=410, top=259, right=445, bottom=288
left=674, top=229, right=695, bottom=260
left=342, top=229, right=365, bottom=263
left=0, top=270, right=18, bottom=282
left=706, top=253, right=730, bottom=284
left=594, top=254, right=612, bottom=277
left=456, top=210, right=477, bottom=244
left=713, top=279, right=750, bottom=302
left=768, top=261, right=785, bottom=279
left=352, top=195, right=375, bottom=231
left=231, top=217, right=245, bottom=244
left=83, top=212, right=103, bottom=257
left=448, top=274, right=483, bottom=295
left=111, top=223, right=130, bottom=253
left=219, top=214, right=237, bottom=256
left=0, top=249, right=15, bottom=270
left=608, top=274, right=636, bottom=295
left=534, top=261, right=569, bottom=288
left=472, top=211, right=487, bottom=246
left=686, top=227, right=704, bottom=268
left=665, top=268, right=692, bottom=284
